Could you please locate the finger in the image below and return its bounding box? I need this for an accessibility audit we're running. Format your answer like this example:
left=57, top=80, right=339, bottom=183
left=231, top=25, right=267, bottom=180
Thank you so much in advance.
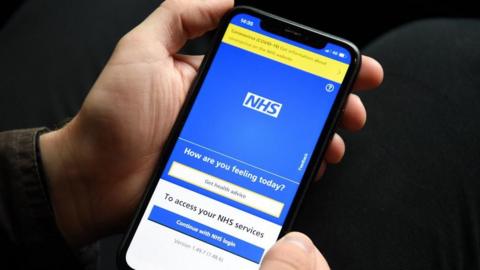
left=140, top=0, right=233, bottom=54
left=339, top=94, right=367, bottom=131
left=314, top=160, right=327, bottom=182
left=260, top=232, right=330, bottom=270
left=174, top=54, right=204, bottom=71
left=353, top=55, right=384, bottom=91
left=324, top=133, right=345, bottom=164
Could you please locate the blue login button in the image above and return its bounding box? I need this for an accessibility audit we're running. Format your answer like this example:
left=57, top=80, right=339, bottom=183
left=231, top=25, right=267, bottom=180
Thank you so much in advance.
left=148, top=206, right=265, bottom=263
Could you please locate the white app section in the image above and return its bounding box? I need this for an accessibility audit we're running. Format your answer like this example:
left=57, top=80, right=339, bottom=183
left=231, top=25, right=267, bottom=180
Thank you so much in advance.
left=126, top=179, right=282, bottom=270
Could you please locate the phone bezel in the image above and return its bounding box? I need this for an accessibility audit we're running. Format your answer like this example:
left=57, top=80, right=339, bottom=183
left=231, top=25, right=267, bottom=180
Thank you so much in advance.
left=117, top=6, right=361, bottom=269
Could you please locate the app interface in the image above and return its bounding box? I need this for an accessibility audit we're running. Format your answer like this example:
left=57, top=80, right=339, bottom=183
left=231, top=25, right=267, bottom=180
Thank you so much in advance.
left=126, top=13, right=351, bottom=270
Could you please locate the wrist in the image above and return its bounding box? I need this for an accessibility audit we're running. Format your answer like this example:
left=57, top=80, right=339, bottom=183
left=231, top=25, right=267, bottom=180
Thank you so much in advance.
left=39, top=121, right=94, bottom=247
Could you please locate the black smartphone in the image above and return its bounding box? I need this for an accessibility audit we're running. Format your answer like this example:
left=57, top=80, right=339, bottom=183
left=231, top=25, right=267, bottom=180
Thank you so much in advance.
left=118, top=6, right=360, bottom=270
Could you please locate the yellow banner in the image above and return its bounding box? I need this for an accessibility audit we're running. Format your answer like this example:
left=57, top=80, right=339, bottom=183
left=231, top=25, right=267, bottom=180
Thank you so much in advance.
left=222, top=24, right=348, bottom=84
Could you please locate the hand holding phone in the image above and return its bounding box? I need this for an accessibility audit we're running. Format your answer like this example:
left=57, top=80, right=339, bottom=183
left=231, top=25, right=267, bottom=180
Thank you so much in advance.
left=117, top=4, right=380, bottom=270
left=39, top=0, right=382, bottom=265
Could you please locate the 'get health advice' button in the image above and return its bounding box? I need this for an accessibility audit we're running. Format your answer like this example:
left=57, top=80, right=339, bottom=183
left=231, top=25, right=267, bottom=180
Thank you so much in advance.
left=148, top=206, right=265, bottom=263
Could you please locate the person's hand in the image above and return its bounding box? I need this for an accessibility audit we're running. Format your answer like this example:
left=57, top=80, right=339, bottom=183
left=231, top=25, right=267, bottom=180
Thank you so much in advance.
left=260, top=232, right=330, bottom=270
left=39, top=0, right=383, bottom=246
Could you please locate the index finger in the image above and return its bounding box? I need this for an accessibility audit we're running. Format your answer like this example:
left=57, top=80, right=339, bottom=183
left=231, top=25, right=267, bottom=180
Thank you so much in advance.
left=353, top=55, right=384, bottom=91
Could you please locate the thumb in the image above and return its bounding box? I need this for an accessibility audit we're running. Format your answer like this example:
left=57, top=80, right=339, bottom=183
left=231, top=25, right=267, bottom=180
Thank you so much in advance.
left=137, top=0, right=233, bottom=54
left=260, top=232, right=330, bottom=270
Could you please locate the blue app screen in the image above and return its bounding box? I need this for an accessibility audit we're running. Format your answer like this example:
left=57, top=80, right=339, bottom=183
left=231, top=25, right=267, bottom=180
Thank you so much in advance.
left=126, top=12, right=352, bottom=270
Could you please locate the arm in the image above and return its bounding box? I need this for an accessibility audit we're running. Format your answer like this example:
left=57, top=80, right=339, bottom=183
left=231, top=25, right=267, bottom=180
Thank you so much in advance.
left=0, top=128, right=95, bottom=269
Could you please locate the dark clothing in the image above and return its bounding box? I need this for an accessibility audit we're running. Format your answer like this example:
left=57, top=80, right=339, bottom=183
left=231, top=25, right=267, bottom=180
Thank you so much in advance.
left=1, top=0, right=480, bottom=269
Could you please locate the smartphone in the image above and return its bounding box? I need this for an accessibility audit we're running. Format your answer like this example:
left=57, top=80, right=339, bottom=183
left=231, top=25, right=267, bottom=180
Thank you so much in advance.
left=118, top=6, right=360, bottom=270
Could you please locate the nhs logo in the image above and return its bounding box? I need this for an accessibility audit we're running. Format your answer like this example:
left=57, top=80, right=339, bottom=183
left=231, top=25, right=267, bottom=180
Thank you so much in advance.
left=242, top=92, right=283, bottom=118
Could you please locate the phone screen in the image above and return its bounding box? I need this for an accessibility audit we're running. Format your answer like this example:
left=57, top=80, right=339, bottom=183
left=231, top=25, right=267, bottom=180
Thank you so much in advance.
left=125, top=12, right=353, bottom=270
